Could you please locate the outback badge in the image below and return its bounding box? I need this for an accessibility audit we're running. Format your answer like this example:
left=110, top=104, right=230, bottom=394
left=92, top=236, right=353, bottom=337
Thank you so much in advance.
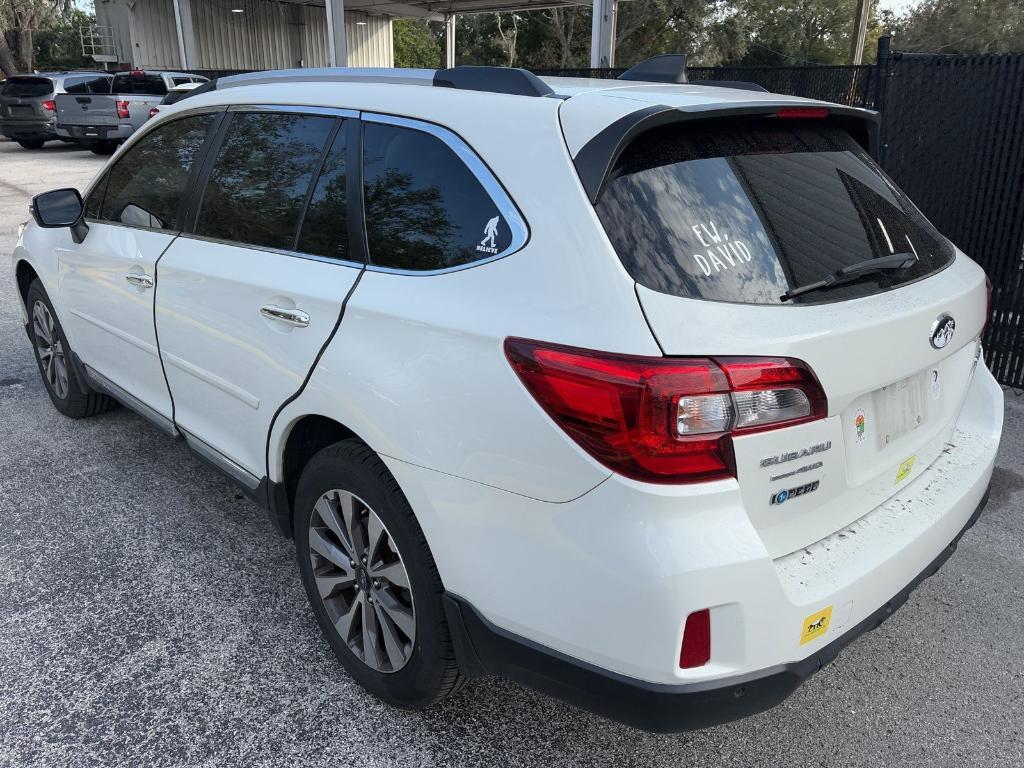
left=770, top=480, right=820, bottom=505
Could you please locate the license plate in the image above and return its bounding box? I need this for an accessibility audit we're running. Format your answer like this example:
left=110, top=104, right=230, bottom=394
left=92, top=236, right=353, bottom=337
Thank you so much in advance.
left=875, top=373, right=927, bottom=447
left=11, top=105, right=33, bottom=116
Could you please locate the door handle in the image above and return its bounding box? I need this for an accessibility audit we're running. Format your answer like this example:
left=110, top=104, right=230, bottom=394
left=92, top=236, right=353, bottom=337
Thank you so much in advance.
left=260, top=305, right=310, bottom=328
left=124, top=273, right=154, bottom=289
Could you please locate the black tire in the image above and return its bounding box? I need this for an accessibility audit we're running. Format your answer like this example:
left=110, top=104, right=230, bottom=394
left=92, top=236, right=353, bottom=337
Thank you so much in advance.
left=88, top=140, right=117, bottom=155
left=26, top=280, right=117, bottom=419
left=18, top=140, right=45, bottom=149
left=294, top=438, right=465, bottom=709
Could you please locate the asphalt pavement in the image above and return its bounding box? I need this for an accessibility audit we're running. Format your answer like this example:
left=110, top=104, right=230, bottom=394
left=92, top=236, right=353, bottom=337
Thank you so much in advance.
left=1, top=137, right=1022, bottom=767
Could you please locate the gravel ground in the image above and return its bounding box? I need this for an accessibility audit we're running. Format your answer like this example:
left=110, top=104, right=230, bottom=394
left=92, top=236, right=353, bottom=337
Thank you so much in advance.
left=1, top=137, right=1023, bottom=767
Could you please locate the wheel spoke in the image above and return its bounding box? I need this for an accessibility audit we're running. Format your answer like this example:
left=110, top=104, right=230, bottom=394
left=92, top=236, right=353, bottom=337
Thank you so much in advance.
left=315, top=571, right=355, bottom=599
left=309, top=527, right=354, bottom=571
left=32, top=304, right=51, bottom=344
left=341, top=493, right=368, bottom=556
left=361, top=597, right=384, bottom=669
left=315, top=495, right=355, bottom=559
left=368, top=560, right=409, bottom=590
left=334, top=592, right=362, bottom=641
left=374, top=600, right=408, bottom=670
left=367, top=511, right=386, bottom=564
left=375, top=589, right=415, bottom=638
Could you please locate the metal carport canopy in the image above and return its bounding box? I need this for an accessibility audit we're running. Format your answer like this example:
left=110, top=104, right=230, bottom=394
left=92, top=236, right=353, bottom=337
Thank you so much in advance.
left=290, top=0, right=619, bottom=69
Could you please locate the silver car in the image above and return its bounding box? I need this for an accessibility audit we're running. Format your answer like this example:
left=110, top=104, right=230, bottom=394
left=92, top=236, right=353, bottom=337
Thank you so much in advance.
left=0, top=71, right=112, bottom=149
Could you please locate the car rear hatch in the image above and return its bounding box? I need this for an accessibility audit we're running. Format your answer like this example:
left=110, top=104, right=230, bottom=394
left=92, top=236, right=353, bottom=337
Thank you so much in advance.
left=0, top=76, right=54, bottom=123
left=573, top=102, right=988, bottom=558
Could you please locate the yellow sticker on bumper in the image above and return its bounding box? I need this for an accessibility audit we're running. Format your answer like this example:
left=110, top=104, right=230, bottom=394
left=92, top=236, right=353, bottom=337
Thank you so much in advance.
left=895, top=455, right=916, bottom=484
left=800, top=605, right=833, bottom=645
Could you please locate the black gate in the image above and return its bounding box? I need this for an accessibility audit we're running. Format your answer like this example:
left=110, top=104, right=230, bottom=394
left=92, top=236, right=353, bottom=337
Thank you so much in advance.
left=877, top=52, right=1024, bottom=387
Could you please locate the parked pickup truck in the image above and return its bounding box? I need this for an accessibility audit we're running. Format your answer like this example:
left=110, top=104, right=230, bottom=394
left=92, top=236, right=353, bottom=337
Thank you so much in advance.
left=55, top=69, right=207, bottom=154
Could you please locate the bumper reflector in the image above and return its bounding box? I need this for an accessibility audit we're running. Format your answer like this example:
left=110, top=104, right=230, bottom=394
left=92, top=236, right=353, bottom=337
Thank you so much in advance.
left=680, top=609, right=712, bottom=669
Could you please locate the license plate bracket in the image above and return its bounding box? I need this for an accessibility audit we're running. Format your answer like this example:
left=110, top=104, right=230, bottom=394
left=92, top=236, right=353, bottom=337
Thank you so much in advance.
left=875, top=374, right=927, bottom=448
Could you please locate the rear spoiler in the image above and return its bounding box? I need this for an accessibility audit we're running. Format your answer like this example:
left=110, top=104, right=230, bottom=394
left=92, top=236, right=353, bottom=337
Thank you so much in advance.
left=573, top=103, right=881, bottom=204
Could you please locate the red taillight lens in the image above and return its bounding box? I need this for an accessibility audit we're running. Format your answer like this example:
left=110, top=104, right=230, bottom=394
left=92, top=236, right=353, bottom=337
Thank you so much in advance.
left=41, top=99, right=56, bottom=112
left=504, top=338, right=826, bottom=484
left=148, top=107, right=160, bottom=119
left=116, top=100, right=130, bottom=119
left=680, top=609, right=712, bottom=669
left=776, top=106, right=829, bottom=119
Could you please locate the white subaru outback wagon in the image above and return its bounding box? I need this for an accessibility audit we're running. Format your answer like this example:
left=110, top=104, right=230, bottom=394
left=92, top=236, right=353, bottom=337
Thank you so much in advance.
left=11, top=58, right=1003, bottom=732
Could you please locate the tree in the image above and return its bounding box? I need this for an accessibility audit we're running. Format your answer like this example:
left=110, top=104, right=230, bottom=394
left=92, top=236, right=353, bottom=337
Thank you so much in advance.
left=889, top=0, right=1024, bottom=54
left=0, top=0, right=77, bottom=76
left=736, top=0, right=887, bottom=65
left=393, top=18, right=443, bottom=68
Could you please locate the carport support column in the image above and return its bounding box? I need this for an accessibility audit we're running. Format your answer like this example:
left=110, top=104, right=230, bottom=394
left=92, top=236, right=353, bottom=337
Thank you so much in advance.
left=590, top=0, right=617, bottom=68
left=444, top=14, right=456, bottom=68
left=325, top=0, right=349, bottom=68
left=171, top=0, right=199, bottom=70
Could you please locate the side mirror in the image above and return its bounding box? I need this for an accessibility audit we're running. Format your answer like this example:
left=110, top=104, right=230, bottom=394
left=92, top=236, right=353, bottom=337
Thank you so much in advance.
left=31, top=188, right=89, bottom=243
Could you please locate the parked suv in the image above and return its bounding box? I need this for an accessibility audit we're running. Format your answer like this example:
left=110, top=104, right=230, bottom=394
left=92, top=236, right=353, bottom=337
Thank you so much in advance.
left=0, top=71, right=111, bottom=148
left=11, top=62, right=1003, bottom=732
left=54, top=69, right=206, bottom=154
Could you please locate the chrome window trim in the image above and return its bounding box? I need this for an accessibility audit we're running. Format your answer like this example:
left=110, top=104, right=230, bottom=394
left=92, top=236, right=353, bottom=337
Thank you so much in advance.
left=176, top=232, right=365, bottom=271
left=226, top=103, right=359, bottom=119
left=360, top=111, right=530, bottom=276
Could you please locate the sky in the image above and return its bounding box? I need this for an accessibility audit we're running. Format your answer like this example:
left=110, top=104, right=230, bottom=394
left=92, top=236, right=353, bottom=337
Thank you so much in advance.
left=876, top=0, right=922, bottom=13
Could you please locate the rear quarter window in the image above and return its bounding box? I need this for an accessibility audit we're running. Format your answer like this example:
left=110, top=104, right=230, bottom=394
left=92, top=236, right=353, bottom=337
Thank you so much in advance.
left=594, top=120, right=954, bottom=305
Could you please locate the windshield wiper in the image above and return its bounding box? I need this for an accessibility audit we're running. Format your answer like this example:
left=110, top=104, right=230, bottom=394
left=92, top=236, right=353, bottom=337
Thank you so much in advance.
left=779, top=252, right=918, bottom=302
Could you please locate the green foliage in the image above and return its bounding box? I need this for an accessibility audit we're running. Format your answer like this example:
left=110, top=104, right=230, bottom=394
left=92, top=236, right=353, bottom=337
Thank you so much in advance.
left=889, top=0, right=1024, bottom=54
left=737, top=0, right=885, bottom=65
left=34, top=9, right=94, bottom=70
left=393, top=18, right=442, bottom=69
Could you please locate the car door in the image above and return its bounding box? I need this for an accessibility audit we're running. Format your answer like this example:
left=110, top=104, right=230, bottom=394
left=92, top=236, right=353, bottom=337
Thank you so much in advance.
left=155, top=108, right=362, bottom=482
left=58, top=111, right=220, bottom=426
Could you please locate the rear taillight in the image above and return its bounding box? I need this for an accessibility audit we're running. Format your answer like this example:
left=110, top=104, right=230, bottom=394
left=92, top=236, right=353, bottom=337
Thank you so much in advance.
left=680, top=609, right=712, bottom=669
left=148, top=107, right=160, bottom=119
left=116, top=100, right=130, bottom=119
left=504, top=338, right=826, bottom=484
left=41, top=99, right=56, bottom=112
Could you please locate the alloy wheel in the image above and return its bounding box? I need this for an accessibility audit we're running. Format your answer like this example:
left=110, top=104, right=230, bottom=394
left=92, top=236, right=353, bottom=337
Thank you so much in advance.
left=308, top=489, right=416, bottom=673
left=32, top=300, right=69, bottom=400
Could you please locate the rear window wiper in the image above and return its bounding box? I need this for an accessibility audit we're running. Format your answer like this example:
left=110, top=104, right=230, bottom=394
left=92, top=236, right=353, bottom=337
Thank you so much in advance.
left=780, top=252, right=918, bottom=302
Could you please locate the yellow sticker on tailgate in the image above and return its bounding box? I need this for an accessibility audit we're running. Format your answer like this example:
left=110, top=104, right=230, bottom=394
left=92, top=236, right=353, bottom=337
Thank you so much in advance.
left=895, top=455, right=916, bottom=484
left=799, top=606, right=833, bottom=645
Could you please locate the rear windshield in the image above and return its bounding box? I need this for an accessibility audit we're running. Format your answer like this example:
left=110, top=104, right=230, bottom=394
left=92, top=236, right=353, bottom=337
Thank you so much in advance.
left=1, top=77, right=53, bottom=98
left=112, top=72, right=167, bottom=96
left=594, top=121, right=954, bottom=305
left=64, top=75, right=112, bottom=94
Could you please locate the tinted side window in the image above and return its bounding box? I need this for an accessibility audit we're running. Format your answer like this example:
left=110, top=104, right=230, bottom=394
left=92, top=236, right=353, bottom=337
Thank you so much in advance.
left=195, top=112, right=335, bottom=250
left=64, top=75, right=111, bottom=94
left=362, top=123, right=509, bottom=271
left=297, top=124, right=349, bottom=260
left=99, top=114, right=214, bottom=229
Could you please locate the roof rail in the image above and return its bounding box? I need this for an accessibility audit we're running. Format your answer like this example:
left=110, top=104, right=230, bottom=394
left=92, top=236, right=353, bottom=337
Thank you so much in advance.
left=174, top=66, right=556, bottom=104
left=688, top=79, right=769, bottom=93
left=618, top=54, right=688, bottom=84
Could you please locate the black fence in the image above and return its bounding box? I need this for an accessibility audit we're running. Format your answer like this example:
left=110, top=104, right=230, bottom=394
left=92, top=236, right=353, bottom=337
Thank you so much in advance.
left=878, top=52, right=1024, bottom=387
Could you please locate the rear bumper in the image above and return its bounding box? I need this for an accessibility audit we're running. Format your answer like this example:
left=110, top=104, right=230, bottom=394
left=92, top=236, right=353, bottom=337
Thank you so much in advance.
left=56, top=124, right=133, bottom=142
left=1, top=120, right=56, bottom=141
left=445, top=483, right=990, bottom=732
